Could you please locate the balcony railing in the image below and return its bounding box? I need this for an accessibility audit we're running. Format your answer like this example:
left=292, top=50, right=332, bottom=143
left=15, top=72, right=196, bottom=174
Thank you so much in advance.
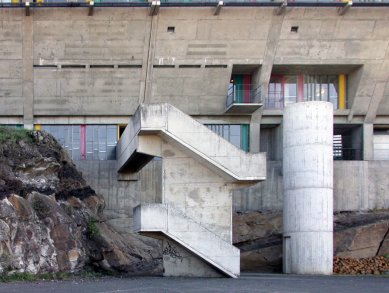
left=265, top=91, right=285, bottom=110
left=226, top=84, right=261, bottom=108
left=225, top=84, right=262, bottom=114
left=1, top=0, right=387, bottom=7
left=333, top=147, right=362, bottom=160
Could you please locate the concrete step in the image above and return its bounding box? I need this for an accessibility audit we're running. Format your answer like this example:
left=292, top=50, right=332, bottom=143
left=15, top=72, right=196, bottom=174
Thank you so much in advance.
left=117, top=103, right=266, bottom=182
left=134, top=203, right=240, bottom=278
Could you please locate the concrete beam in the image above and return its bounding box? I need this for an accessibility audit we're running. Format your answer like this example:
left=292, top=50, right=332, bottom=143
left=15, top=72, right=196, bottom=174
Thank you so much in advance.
left=23, top=14, right=34, bottom=129
left=365, top=82, right=387, bottom=123
left=337, top=1, right=353, bottom=16
left=25, top=2, right=30, bottom=17
left=214, top=1, right=223, bottom=16
left=149, top=1, right=160, bottom=16
left=258, top=14, right=284, bottom=101
left=363, top=123, right=374, bottom=161
left=88, top=1, right=94, bottom=16
left=275, top=0, right=287, bottom=16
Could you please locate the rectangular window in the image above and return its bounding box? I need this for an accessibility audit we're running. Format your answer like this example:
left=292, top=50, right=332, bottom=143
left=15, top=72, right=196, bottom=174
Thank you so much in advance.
left=283, top=76, right=297, bottom=106
left=41, top=125, right=118, bottom=161
left=373, top=130, right=389, bottom=161
left=267, top=73, right=345, bottom=110
left=205, top=124, right=249, bottom=152
left=304, top=74, right=340, bottom=109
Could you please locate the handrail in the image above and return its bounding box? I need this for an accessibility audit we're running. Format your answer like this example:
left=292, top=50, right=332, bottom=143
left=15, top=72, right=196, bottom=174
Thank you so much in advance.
left=333, top=147, right=362, bottom=160
left=0, top=0, right=388, bottom=8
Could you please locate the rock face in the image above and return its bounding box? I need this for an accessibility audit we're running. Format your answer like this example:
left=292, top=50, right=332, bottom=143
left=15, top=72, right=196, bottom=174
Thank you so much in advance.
left=233, top=211, right=283, bottom=272
left=0, top=127, right=162, bottom=275
left=233, top=210, right=389, bottom=272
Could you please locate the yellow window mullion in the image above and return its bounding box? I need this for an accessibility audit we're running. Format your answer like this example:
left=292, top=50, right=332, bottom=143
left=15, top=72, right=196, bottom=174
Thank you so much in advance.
left=339, top=74, right=346, bottom=110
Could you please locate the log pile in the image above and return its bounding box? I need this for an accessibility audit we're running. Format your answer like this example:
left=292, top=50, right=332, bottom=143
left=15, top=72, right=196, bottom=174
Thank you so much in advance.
left=334, top=256, right=389, bottom=275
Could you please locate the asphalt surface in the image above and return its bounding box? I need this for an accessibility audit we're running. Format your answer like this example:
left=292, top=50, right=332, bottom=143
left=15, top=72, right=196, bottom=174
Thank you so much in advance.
left=0, top=273, right=388, bottom=293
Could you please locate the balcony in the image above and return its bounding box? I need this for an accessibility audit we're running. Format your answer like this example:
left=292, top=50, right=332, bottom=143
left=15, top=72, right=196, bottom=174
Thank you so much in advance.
left=225, top=84, right=262, bottom=114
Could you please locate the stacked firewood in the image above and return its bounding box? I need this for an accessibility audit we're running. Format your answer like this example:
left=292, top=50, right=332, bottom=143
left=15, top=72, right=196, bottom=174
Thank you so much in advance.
left=334, top=256, right=389, bottom=275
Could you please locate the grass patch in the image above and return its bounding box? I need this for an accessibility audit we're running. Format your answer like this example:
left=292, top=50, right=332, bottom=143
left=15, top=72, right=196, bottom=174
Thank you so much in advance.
left=0, top=269, right=113, bottom=283
left=0, top=272, right=71, bottom=282
left=86, top=218, right=100, bottom=239
left=0, top=127, right=34, bottom=144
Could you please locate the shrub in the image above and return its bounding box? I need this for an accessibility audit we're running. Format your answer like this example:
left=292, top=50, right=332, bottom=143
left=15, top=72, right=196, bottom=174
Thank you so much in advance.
left=0, top=127, right=34, bottom=144
left=86, top=218, right=100, bottom=239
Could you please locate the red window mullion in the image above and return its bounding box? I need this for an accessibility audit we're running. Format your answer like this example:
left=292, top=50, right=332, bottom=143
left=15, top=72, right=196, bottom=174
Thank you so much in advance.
left=80, top=124, right=86, bottom=160
left=297, top=74, right=304, bottom=102
left=280, top=75, right=285, bottom=110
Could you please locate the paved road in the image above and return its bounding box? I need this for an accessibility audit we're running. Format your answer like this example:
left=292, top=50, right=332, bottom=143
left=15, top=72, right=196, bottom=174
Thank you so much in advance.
left=0, top=273, right=388, bottom=293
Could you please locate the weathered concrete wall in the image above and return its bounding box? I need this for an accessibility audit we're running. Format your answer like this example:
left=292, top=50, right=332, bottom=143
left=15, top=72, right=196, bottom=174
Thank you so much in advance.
left=0, top=7, right=387, bottom=123
left=34, top=68, right=141, bottom=116
left=234, top=160, right=389, bottom=213
left=75, top=159, right=162, bottom=233
left=0, top=11, right=23, bottom=117
left=233, top=161, right=283, bottom=211
left=150, top=67, right=231, bottom=115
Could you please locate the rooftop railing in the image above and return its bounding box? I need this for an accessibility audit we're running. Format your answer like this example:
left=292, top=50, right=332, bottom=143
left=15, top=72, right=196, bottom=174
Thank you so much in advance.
left=226, top=84, right=262, bottom=109
left=0, top=0, right=388, bottom=7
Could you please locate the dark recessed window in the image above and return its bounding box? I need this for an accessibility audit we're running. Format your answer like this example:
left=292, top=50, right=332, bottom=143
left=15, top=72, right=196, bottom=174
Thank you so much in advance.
left=167, top=26, right=175, bottom=33
left=291, top=26, right=299, bottom=33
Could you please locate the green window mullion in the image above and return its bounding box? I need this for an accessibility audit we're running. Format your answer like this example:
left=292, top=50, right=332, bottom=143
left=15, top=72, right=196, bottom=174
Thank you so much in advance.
left=241, top=125, right=249, bottom=152
left=233, top=75, right=244, bottom=103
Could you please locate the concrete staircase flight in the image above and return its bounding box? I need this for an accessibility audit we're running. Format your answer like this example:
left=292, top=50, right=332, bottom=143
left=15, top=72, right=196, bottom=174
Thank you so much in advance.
left=117, top=103, right=265, bottom=182
left=134, top=203, right=240, bottom=278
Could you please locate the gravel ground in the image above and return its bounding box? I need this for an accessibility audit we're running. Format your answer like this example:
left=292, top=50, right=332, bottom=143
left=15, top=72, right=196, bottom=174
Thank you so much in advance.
left=0, top=273, right=389, bottom=293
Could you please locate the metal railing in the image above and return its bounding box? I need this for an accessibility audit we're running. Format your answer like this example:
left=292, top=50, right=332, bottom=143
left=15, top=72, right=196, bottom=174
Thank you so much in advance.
left=264, top=91, right=285, bottom=110
left=333, top=147, right=362, bottom=160
left=1, top=0, right=387, bottom=7
left=226, top=84, right=262, bottom=109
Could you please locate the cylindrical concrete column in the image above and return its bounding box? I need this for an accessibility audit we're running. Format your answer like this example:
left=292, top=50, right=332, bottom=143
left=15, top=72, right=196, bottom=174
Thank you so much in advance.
left=283, top=101, right=333, bottom=275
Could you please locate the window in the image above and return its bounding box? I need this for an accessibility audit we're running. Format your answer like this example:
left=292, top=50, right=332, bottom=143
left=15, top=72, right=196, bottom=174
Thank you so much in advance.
left=41, top=125, right=81, bottom=160
left=333, top=125, right=363, bottom=160
left=266, top=74, right=346, bottom=110
left=205, top=124, right=249, bottom=152
left=41, top=125, right=118, bottom=161
left=373, top=129, right=389, bottom=161
left=304, top=75, right=340, bottom=109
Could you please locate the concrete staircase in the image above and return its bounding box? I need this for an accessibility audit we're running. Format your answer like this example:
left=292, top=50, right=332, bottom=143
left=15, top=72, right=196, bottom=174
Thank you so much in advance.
left=117, top=103, right=265, bottom=182
left=117, top=103, right=266, bottom=278
left=134, top=203, right=240, bottom=278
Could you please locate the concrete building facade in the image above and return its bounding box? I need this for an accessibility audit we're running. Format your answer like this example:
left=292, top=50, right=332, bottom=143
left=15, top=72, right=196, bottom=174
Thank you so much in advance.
left=0, top=0, right=389, bottom=275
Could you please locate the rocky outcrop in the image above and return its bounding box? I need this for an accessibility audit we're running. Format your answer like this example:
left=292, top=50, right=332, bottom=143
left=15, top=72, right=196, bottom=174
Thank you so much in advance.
left=233, top=210, right=389, bottom=273
left=233, top=211, right=282, bottom=272
left=0, top=127, right=162, bottom=275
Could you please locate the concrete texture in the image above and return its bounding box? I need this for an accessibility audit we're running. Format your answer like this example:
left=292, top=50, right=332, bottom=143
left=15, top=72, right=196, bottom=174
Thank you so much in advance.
left=283, top=102, right=333, bottom=275
left=134, top=204, right=239, bottom=278
left=119, top=103, right=266, bottom=278
left=234, top=160, right=389, bottom=213
left=0, top=7, right=387, bottom=123
left=117, top=103, right=266, bottom=181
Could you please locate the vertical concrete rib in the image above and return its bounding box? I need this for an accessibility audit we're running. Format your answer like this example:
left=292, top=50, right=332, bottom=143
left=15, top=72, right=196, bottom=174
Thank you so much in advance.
left=22, top=15, right=34, bottom=129
left=283, top=101, right=333, bottom=275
